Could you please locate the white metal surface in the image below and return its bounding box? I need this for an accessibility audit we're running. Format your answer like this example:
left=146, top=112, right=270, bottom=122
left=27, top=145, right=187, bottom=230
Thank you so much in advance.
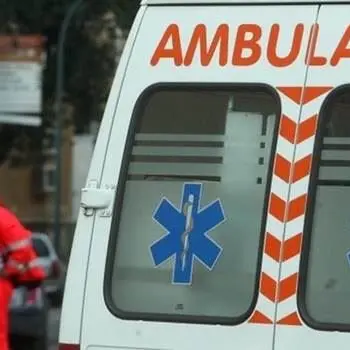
left=58, top=5, right=148, bottom=347
left=59, top=1, right=350, bottom=350
left=274, top=4, right=350, bottom=350
left=72, top=134, right=94, bottom=221
left=78, top=4, right=316, bottom=350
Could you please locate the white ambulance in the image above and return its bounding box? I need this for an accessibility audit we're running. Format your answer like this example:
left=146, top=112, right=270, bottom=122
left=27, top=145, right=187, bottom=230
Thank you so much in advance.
left=58, top=0, right=350, bottom=349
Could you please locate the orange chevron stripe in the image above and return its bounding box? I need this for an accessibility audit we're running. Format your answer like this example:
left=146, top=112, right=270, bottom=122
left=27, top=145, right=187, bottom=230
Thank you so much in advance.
left=287, top=194, right=307, bottom=221
left=274, top=154, right=291, bottom=182
left=249, top=311, right=273, bottom=324
left=277, top=86, right=332, bottom=105
left=264, top=233, right=281, bottom=262
left=279, top=115, right=296, bottom=143
left=269, top=194, right=286, bottom=222
left=277, top=312, right=302, bottom=326
left=278, top=87, right=303, bottom=104
left=302, top=87, right=333, bottom=105
left=275, top=154, right=312, bottom=184
left=261, top=272, right=277, bottom=302
left=265, top=232, right=302, bottom=262
left=292, top=155, right=312, bottom=183
left=297, top=115, right=317, bottom=143
left=278, top=273, right=298, bottom=302
left=282, top=233, right=302, bottom=261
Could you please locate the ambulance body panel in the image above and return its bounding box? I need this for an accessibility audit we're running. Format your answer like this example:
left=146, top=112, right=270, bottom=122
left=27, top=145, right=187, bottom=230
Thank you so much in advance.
left=58, top=6, right=148, bottom=346
left=275, top=4, right=350, bottom=349
left=59, top=1, right=350, bottom=350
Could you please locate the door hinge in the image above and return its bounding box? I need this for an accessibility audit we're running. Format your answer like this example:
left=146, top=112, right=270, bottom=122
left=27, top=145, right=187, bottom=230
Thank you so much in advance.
left=80, top=180, right=114, bottom=217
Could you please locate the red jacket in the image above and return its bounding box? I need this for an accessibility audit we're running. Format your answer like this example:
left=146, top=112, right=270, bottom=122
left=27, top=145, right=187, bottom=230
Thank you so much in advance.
left=0, top=206, right=45, bottom=286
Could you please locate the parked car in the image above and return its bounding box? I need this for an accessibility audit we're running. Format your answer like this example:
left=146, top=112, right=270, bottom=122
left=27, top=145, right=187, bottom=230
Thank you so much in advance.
left=31, top=232, right=66, bottom=307
left=9, top=232, right=65, bottom=350
left=9, top=285, right=49, bottom=350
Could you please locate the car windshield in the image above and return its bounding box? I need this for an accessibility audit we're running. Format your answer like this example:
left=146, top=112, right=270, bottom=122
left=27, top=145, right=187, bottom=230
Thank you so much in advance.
left=32, top=237, right=50, bottom=257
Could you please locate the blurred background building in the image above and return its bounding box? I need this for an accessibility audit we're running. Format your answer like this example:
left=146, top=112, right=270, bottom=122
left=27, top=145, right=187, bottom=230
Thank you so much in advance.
left=0, top=0, right=131, bottom=262
left=0, top=1, right=137, bottom=348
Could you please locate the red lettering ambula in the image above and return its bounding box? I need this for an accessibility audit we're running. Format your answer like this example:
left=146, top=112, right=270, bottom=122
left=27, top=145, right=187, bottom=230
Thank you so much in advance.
left=150, top=23, right=350, bottom=67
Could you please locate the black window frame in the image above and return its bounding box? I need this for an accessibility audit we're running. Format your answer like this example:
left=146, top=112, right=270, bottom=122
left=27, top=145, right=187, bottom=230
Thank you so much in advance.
left=297, top=84, right=350, bottom=332
left=103, top=82, right=281, bottom=325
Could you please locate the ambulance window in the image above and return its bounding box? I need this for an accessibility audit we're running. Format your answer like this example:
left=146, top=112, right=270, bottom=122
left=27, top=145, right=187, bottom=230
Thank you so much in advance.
left=107, top=85, right=280, bottom=323
left=301, top=87, right=350, bottom=328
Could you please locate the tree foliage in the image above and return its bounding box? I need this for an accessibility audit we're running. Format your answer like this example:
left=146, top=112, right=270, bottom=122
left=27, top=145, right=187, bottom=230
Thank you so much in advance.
left=0, top=0, right=138, bottom=160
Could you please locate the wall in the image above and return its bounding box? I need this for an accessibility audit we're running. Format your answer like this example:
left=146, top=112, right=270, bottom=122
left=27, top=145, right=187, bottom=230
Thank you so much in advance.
left=0, top=126, right=73, bottom=227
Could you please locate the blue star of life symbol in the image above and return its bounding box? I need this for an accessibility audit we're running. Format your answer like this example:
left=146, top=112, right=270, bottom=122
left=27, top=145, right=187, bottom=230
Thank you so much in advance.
left=150, top=182, right=226, bottom=285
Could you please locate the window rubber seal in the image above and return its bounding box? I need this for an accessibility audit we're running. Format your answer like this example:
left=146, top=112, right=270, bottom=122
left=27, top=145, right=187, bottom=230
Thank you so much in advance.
left=103, top=82, right=281, bottom=325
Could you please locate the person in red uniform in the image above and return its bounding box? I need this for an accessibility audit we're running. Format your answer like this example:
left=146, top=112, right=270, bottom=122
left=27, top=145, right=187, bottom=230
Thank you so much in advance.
left=0, top=204, right=46, bottom=350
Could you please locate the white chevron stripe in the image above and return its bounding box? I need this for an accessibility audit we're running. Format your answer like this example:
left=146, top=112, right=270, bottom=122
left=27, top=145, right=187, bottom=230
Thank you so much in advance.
left=299, top=110, right=317, bottom=123
left=265, top=215, right=284, bottom=239
left=280, top=99, right=300, bottom=122
left=271, top=175, right=289, bottom=200
left=276, top=296, right=298, bottom=319
left=289, top=176, right=310, bottom=201
left=284, top=216, right=305, bottom=240
left=300, top=95, right=328, bottom=121
left=276, top=139, right=295, bottom=163
left=280, top=255, right=300, bottom=280
left=262, top=255, right=280, bottom=281
left=294, top=138, right=315, bottom=162
left=256, top=294, right=276, bottom=321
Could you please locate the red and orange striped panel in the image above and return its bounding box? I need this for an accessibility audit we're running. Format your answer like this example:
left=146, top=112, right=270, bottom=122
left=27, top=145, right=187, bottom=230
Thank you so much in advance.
left=249, top=86, right=333, bottom=326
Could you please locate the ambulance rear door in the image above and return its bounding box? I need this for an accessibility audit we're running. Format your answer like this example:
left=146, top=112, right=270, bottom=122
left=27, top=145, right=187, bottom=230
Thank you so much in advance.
left=274, top=3, right=350, bottom=350
left=80, top=2, right=318, bottom=350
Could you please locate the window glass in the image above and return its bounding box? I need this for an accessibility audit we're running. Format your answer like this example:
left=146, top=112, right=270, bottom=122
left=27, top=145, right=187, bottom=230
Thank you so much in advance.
left=32, top=237, right=50, bottom=257
left=108, top=86, right=279, bottom=322
left=303, top=87, right=350, bottom=326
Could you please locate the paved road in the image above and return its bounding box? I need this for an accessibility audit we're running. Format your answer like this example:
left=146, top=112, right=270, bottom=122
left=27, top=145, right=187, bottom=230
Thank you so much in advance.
left=49, top=307, right=61, bottom=350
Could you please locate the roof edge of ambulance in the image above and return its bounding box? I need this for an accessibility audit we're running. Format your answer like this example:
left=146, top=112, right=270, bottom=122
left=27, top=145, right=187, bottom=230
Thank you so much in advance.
left=141, top=0, right=350, bottom=4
